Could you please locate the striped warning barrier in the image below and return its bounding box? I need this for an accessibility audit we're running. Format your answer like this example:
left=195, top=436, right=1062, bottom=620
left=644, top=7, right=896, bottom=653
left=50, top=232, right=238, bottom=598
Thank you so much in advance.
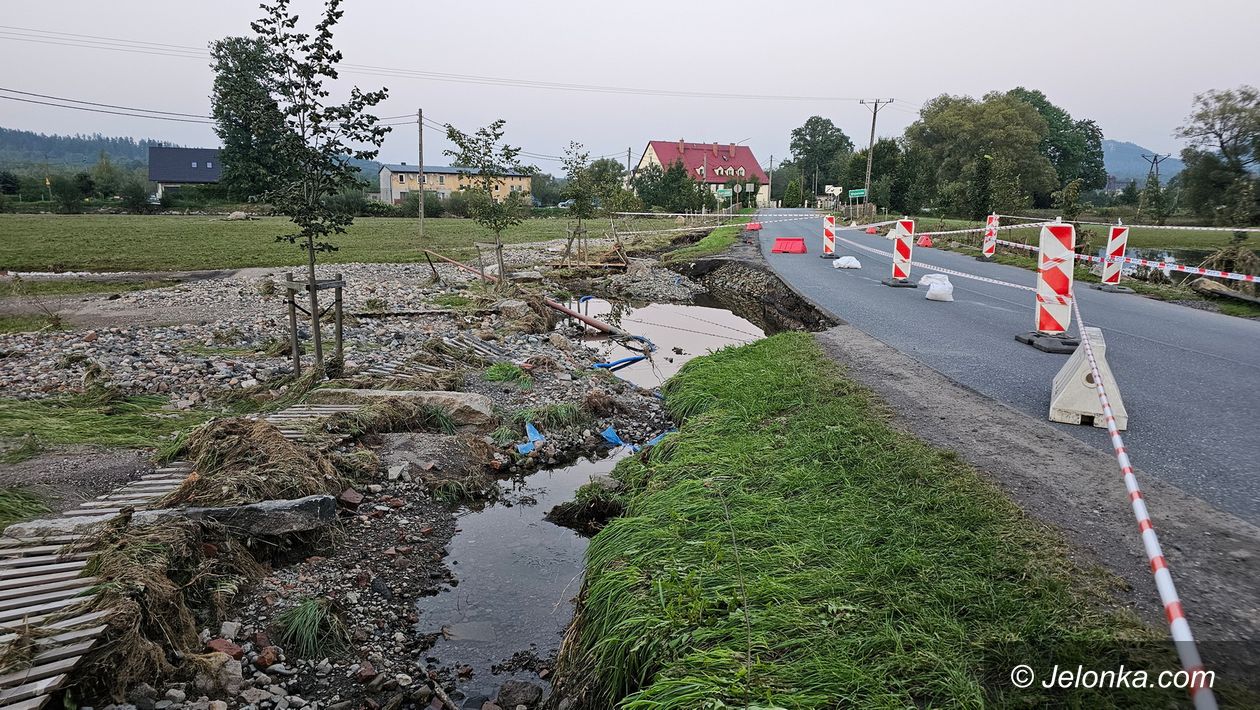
left=1068, top=296, right=1218, bottom=710
left=1101, top=225, right=1130, bottom=285
left=882, top=219, right=917, bottom=287
left=821, top=215, right=837, bottom=259
left=980, top=214, right=998, bottom=260
left=1034, top=223, right=1076, bottom=335
left=992, top=237, right=1258, bottom=284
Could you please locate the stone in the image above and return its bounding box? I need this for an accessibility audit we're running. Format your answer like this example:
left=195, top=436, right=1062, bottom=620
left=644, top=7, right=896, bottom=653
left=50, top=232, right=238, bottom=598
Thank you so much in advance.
left=206, top=638, right=244, bottom=660
left=128, top=682, right=159, bottom=710
left=219, top=621, right=241, bottom=640
left=495, top=680, right=543, bottom=708
left=495, top=299, right=534, bottom=320
left=226, top=211, right=249, bottom=221
left=208, top=702, right=228, bottom=710
left=355, top=661, right=378, bottom=683
left=132, top=495, right=337, bottom=536
left=395, top=673, right=413, bottom=687
left=338, top=488, right=365, bottom=508
left=164, top=689, right=187, bottom=703
left=590, top=474, right=621, bottom=492
left=306, top=389, right=497, bottom=430
left=239, top=688, right=270, bottom=705
left=193, top=653, right=244, bottom=696
left=255, top=645, right=281, bottom=668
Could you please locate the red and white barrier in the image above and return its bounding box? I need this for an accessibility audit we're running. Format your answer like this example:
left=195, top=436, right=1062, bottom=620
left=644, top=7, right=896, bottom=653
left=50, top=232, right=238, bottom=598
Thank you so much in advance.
left=1069, top=297, right=1218, bottom=710
left=992, top=237, right=1259, bottom=284
left=1035, top=223, right=1076, bottom=335
left=981, top=214, right=998, bottom=259
left=888, top=219, right=916, bottom=284
left=1102, top=225, right=1130, bottom=285
left=821, top=215, right=837, bottom=259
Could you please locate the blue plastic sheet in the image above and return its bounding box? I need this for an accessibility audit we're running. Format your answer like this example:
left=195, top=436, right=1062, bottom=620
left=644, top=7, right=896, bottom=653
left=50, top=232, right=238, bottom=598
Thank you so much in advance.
left=515, top=421, right=547, bottom=455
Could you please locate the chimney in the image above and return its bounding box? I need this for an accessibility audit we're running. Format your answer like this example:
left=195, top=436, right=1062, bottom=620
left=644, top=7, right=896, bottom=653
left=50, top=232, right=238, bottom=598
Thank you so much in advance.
left=678, top=138, right=685, bottom=154
left=712, top=142, right=719, bottom=157
left=400, top=161, right=407, bottom=165
left=729, top=143, right=736, bottom=158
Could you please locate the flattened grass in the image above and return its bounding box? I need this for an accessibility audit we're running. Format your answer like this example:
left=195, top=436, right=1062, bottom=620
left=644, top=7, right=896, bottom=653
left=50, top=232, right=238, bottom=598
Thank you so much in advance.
left=662, top=217, right=752, bottom=263
left=0, top=392, right=208, bottom=450
left=0, top=487, right=48, bottom=530
left=559, top=333, right=1185, bottom=708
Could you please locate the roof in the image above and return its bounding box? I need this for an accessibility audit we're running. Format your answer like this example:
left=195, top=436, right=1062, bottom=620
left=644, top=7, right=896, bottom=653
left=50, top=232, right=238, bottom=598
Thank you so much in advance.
left=380, top=164, right=529, bottom=178
left=148, top=147, right=221, bottom=184
left=645, top=141, right=769, bottom=185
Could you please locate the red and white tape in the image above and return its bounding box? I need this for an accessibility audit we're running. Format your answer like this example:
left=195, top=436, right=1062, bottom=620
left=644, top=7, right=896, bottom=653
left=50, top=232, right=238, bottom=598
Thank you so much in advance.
left=1068, top=296, right=1217, bottom=710
left=993, top=238, right=1258, bottom=283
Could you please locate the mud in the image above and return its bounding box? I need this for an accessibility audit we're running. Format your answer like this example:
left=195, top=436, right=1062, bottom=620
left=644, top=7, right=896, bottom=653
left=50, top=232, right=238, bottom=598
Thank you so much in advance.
left=0, top=445, right=151, bottom=514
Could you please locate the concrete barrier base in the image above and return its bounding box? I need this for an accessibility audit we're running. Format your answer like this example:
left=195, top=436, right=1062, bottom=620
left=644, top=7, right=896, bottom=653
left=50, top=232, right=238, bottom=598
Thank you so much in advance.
left=1090, top=283, right=1136, bottom=294
left=880, top=278, right=918, bottom=288
left=1015, top=331, right=1080, bottom=354
left=820, top=253, right=839, bottom=259
left=1049, top=326, right=1128, bottom=430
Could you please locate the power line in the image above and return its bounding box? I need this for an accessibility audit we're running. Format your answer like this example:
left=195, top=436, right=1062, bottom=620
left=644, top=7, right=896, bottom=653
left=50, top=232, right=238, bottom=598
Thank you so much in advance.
left=0, top=86, right=210, bottom=119
left=0, top=93, right=213, bottom=124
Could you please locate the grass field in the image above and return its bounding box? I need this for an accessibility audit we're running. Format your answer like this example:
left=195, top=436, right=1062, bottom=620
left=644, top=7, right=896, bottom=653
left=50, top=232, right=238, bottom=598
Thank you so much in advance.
left=0, top=214, right=668, bottom=272
left=661, top=217, right=752, bottom=263
left=5, top=279, right=178, bottom=296
left=560, top=334, right=1198, bottom=708
left=0, top=393, right=209, bottom=463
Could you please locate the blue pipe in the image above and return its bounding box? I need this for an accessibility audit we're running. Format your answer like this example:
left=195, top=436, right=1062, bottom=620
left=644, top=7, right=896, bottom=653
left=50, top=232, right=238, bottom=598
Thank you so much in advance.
left=593, top=355, right=646, bottom=369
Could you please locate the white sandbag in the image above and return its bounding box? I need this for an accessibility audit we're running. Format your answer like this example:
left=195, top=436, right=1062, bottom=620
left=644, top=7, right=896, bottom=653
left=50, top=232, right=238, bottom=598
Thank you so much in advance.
left=832, top=256, right=862, bottom=269
left=920, top=273, right=954, bottom=302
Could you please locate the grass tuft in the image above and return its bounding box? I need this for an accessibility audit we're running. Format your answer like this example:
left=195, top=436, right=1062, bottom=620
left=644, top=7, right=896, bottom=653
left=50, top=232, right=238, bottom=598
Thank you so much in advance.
left=0, top=487, right=49, bottom=530
left=484, top=362, right=532, bottom=387
left=275, top=596, right=347, bottom=659
left=513, top=403, right=588, bottom=430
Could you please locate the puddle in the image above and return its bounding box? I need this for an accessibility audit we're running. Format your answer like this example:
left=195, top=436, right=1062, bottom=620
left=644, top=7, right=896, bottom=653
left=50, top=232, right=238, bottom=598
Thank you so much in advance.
left=566, top=297, right=765, bottom=389
left=415, top=454, right=625, bottom=705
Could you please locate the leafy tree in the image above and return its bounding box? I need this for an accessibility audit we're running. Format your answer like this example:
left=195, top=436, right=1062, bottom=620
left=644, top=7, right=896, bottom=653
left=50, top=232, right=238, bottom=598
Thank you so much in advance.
left=1006, top=87, right=1106, bottom=191
left=90, top=151, right=120, bottom=198
left=1140, top=173, right=1169, bottom=225
left=769, top=162, right=801, bottom=202
left=1176, top=85, right=1259, bottom=175
left=444, top=119, right=531, bottom=282
left=210, top=35, right=297, bottom=201
left=251, top=0, right=390, bottom=368
left=529, top=172, right=563, bottom=206
left=631, top=161, right=711, bottom=213
left=1053, top=178, right=1084, bottom=223
left=561, top=142, right=597, bottom=225
left=988, top=156, right=1026, bottom=214
left=783, top=179, right=803, bottom=208
left=119, top=178, right=152, bottom=213
left=790, top=116, right=853, bottom=192
left=0, top=170, right=17, bottom=195
left=1117, top=180, right=1140, bottom=206
left=49, top=176, right=83, bottom=213
left=72, top=172, right=95, bottom=199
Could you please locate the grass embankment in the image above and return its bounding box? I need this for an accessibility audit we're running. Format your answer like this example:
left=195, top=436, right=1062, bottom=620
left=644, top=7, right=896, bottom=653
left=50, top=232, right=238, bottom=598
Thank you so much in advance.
left=0, top=393, right=209, bottom=463
left=0, top=313, right=61, bottom=334
left=0, top=214, right=665, bottom=272
left=662, top=217, right=752, bottom=263
left=0, top=487, right=49, bottom=530
left=560, top=334, right=1187, bottom=708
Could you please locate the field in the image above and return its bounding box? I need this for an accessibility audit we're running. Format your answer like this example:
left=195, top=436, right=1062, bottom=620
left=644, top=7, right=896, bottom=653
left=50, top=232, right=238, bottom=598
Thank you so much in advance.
left=0, top=214, right=669, bottom=272
left=560, top=334, right=1203, bottom=708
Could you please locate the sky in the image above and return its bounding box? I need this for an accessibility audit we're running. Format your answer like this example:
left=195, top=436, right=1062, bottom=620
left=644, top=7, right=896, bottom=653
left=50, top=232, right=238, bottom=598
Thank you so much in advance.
left=1, top=0, right=1256, bottom=175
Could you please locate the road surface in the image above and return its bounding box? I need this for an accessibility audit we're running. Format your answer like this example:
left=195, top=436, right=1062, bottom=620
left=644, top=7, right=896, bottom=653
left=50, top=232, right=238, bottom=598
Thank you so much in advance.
left=755, top=208, right=1260, bottom=525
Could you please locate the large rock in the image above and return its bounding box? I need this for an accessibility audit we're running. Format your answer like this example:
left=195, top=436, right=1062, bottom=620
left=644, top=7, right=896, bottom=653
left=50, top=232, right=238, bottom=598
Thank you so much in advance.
left=131, top=495, right=337, bottom=536
left=193, top=652, right=245, bottom=697
left=307, top=389, right=497, bottom=430
left=494, top=299, right=534, bottom=320
left=495, top=680, right=543, bottom=708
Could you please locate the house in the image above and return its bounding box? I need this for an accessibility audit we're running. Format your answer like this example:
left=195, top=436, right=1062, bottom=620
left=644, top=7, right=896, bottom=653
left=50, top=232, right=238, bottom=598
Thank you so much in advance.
left=378, top=163, right=531, bottom=205
left=148, top=146, right=221, bottom=198
left=634, top=140, right=770, bottom=207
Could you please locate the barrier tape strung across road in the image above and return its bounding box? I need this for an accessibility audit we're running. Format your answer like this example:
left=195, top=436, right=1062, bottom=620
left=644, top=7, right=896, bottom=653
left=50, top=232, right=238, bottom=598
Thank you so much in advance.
left=993, top=238, right=1258, bottom=283
left=1068, top=295, right=1218, bottom=710
left=993, top=213, right=1260, bottom=233
left=614, top=214, right=819, bottom=237
left=918, top=223, right=1042, bottom=238
left=834, top=235, right=1035, bottom=291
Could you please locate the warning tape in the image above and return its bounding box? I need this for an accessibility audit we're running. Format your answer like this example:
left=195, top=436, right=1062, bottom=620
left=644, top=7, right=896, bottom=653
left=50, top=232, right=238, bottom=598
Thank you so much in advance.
left=1068, top=295, right=1218, bottom=710
left=994, top=238, right=1258, bottom=283
left=834, top=235, right=1035, bottom=291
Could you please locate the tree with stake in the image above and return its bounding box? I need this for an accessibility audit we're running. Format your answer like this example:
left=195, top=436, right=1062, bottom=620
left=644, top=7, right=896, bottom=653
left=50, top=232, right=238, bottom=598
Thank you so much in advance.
left=246, top=0, right=389, bottom=371
left=444, top=120, right=531, bottom=285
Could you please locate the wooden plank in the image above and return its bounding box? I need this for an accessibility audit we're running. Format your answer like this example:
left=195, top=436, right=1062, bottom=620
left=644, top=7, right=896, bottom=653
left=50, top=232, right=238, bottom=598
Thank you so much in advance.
left=0, top=672, right=65, bottom=702
left=0, top=656, right=77, bottom=690
left=0, top=696, right=51, bottom=710
left=0, top=554, right=89, bottom=570
left=0, top=546, right=65, bottom=559
left=28, top=638, right=95, bottom=666
left=0, top=577, right=95, bottom=603
left=0, top=596, right=90, bottom=624
left=0, top=586, right=91, bottom=613
left=0, top=612, right=109, bottom=642
left=0, top=570, right=87, bottom=594
left=0, top=562, right=87, bottom=582
left=0, top=537, right=77, bottom=550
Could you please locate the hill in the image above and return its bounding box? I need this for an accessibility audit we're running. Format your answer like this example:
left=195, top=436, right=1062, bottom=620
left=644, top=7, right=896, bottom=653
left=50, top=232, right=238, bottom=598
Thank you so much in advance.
left=1102, top=139, right=1184, bottom=185
left=0, top=126, right=166, bottom=171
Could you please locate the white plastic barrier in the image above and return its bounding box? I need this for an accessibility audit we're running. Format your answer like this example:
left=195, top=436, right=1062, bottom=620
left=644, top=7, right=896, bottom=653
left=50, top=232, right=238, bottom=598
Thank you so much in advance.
left=1049, top=326, right=1128, bottom=430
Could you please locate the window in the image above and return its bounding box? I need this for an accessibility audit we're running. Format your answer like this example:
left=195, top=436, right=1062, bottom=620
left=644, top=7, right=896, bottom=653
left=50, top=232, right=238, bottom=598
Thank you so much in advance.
left=191, top=161, right=198, bottom=168
left=438, top=175, right=445, bottom=185
left=399, top=175, right=405, bottom=184
left=206, top=161, right=214, bottom=169
left=736, top=167, right=745, bottom=177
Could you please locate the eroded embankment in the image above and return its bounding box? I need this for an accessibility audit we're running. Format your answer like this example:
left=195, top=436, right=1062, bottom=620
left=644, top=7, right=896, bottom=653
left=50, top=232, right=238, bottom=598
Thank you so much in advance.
left=549, top=333, right=1223, bottom=709
left=668, top=258, right=834, bottom=333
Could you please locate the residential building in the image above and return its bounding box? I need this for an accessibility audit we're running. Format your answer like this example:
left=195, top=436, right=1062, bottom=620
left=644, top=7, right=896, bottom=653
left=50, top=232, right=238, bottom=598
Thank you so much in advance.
left=633, top=140, right=770, bottom=207
left=378, top=163, right=531, bottom=205
left=147, top=146, right=221, bottom=198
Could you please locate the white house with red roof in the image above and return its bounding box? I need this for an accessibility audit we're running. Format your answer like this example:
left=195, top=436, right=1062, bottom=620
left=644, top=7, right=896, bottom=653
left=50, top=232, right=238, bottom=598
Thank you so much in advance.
left=635, top=140, right=770, bottom=207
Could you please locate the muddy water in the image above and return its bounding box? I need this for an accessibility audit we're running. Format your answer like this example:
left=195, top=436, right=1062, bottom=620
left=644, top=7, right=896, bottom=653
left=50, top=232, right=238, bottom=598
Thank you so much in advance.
left=569, top=297, right=765, bottom=389
left=415, top=454, right=623, bottom=706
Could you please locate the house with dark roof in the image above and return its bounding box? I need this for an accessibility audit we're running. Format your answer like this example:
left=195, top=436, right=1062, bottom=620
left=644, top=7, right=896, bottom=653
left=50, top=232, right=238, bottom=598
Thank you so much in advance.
left=147, top=147, right=221, bottom=198
left=378, top=163, right=531, bottom=205
left=634, top=140, right=770, bottom=207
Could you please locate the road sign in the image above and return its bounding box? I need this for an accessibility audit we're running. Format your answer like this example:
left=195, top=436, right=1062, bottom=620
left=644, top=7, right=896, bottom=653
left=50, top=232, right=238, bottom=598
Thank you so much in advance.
left=744, top=183, right=755, bottom=193
left=716, top=188, right=733, bottom=197
left=732, top=184, right=743, bottom=193
left=848, top=188, right=867, bottom=198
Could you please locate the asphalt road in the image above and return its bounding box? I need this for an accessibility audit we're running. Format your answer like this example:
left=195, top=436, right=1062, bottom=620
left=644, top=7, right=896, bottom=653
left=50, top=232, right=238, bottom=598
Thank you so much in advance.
left=755, top=208, right=1260, bottom=525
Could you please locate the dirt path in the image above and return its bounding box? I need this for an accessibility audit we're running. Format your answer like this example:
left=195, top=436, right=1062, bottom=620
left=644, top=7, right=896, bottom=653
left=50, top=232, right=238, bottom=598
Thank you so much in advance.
left=814, top=325, right=1260, bottom=686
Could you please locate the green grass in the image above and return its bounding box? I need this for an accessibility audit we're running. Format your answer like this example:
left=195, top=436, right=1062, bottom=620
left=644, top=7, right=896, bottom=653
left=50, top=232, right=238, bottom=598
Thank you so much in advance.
left=0, top=214, right=668, bottom=272
left=484, top=362, right=531, bottom=386
left=513, top=403, right=588, bottom=430
left=662, top=218, right=752, bottom=263
left=0, top=313, right=62, bottom=334
left=560, top=333, right=1191, bottom=708
left=3, top=279, right=176, bottom=297
left=274, top=596, right=347, bottom=659
left=431, top=293, right=473, bottom=308
left=0, top=487, right=49, bottom=530
left=0, top=392, right=209, bottom=451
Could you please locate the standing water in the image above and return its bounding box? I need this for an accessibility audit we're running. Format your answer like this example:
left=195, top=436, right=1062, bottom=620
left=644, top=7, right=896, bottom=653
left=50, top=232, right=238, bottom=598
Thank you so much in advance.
left=412, top=300, right=764, bottom=706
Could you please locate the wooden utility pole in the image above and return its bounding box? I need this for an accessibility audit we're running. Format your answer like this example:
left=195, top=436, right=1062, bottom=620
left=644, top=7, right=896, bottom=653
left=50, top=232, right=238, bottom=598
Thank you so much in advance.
left=418, top=108, right=425, bottom=241
left=860, top=98, right=893, bottom=215
left=767, top=154, right=773, bottom=207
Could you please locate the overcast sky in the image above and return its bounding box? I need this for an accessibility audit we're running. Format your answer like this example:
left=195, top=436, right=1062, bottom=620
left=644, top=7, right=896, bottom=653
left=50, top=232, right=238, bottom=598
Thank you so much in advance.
left=2, top=0, right=1255, bottom=174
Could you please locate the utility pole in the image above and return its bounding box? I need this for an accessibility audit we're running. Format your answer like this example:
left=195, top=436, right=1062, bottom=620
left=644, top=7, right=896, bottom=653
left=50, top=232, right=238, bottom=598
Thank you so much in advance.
left=860, top=98, right=893, bottom=215
left=626, top=147, right=631, bottom=174
left=767, top=154, right=773, bottom=208
left=423, top=108, right=428, bottom=242
left=1141, top=153, right=1169, bottom=182
left=702, top=152, right=708, bottom=215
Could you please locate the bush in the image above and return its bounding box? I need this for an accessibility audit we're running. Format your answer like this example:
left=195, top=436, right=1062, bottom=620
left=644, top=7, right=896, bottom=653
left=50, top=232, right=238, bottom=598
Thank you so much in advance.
left=445, top=190, right=470, bottom=218
left=0, top=194, right=12, bottom=214
left=119, top=179, right=153, bottom=214
left=326, top=189, right=367, bottom=216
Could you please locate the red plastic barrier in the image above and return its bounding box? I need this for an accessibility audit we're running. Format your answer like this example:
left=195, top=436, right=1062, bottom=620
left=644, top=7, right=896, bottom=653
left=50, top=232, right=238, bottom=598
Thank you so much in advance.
left=747, top=222, right=762, bottom=231
left=771, top=237, right=807, bottom=254
left=916, top=234, right=934, bottom=248
left=865, top=226, right=878, bottom=234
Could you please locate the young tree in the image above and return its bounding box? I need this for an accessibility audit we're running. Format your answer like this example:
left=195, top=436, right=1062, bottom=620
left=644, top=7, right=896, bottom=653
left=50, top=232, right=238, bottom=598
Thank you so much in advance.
left=1117, top=180, right=1140, bottom=206
left=1140, top=173, right=1169, bottom=225
left=1053, top=178, right=1084, bottom=223
left=561, top=142, right=597, bottom=227
left=73, top=172, right=96, bottom=200
left=119, top=178, right=152, bottom=213
left=91, top=151, right=120, bottom=198
left=49, top=176, right=83, bottom=213
left=444, top=119, right=531, bottom=283
left=211, top=35, right=298, bottom=201
left=783, top=179, right=803, bottom=208
left=251, top=0, right=390, bottom=368
left=0, top=170, right=18, bottom=195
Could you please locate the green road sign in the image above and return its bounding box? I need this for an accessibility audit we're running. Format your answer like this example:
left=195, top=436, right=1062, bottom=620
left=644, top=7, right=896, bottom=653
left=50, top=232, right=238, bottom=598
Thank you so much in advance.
left=716, top=188, right=733, bottom=197
left=848, top=188, right=867, bottom=198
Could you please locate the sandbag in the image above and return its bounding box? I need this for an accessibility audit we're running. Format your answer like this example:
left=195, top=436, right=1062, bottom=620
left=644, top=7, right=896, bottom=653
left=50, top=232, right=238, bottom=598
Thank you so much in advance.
left=919, top=273, right=954, bottom=301
left=832, top=256, right=862, bottom=269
